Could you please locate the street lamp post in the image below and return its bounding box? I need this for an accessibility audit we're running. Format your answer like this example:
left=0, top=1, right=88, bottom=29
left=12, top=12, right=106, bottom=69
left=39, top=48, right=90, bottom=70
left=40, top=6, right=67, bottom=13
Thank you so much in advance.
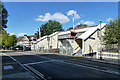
left=99, top=20, right=102, bottom=60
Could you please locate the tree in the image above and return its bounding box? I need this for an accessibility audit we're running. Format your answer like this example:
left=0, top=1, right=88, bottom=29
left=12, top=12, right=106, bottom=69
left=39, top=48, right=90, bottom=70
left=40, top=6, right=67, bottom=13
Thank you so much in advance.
left=0, top=2, right=8, bottom=28
left=103, top=18, right=120, bottom=44
left=1, top=29, right=9, bottom=47
left=4, top=38, right=10, bottom=49
left=8, top=35, right=17, bottom=47
left=4, top=34, right=17, bottom=49
left=39, top=20, right=63, bottom=37
left=0, top=33, right=2, bottom=48
left=67, top=27, right=73, bottom=30
left=76, top=24, right=87, bottom=28
left=0, top=2, right=8, bottom=49
left=0, top=29, right=17, bottom=49
left=67, top=24, right=87, bottom=30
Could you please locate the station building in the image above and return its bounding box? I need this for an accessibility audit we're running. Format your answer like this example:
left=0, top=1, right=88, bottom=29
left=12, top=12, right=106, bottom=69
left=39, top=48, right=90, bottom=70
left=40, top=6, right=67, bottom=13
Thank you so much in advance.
left=33, top=23, right=106, bottom=57
left=36, top=32, right=59, bottom=52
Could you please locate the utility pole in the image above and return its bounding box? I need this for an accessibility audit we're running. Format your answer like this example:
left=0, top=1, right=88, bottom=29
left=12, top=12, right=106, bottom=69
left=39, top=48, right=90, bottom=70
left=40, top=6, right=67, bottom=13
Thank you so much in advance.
left=99, top=20, right=102, bottom=60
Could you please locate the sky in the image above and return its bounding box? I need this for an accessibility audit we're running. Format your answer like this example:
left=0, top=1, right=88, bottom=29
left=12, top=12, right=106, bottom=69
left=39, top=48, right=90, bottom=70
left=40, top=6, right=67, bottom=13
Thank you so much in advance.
left=2, top=0, right=120, bottom=2
left=3, top=2, right=118, bottom=37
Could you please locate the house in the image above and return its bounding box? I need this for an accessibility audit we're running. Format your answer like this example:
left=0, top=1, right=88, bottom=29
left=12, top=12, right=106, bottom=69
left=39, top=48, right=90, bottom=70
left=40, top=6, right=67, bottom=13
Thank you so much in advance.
left=17, top=35, right=36, bottom=50
left=35, top=23, right=106, bottom=57
left=17, top=36, right=24, bottom=45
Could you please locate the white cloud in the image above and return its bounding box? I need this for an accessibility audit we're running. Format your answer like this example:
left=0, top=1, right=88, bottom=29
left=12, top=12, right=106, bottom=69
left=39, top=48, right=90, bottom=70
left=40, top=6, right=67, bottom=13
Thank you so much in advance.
left=17, top=33, right=26, bottom=37
left=67, top=10, right=80, bottom=19
left=80, top=20, right=95, bottom=26
left=107, top=18, right=112, bottom=22
left=80, top=20, right=84, bottom=23
left=10, top=33, right=15, bottom=36
left=52, top=13, right=70, bottom=23
left=83, top=21, right=95, bottom=26
left=35, top=12, right=69, bottom=24
left=76, top=23, right=80, bottom=26
left=67, top=10, right=77, bottom=15
left=36, top=13, right=52, bottom=21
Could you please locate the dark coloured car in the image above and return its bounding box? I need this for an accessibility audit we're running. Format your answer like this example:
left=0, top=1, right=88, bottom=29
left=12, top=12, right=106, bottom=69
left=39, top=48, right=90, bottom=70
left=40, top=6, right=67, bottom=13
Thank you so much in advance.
left=24, top=47, right=31, bottom=51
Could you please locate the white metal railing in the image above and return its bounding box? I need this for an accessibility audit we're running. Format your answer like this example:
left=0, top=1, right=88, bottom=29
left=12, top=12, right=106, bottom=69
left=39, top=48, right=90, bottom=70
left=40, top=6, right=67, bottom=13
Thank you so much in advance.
left=98, top=52, right=120, bottom=59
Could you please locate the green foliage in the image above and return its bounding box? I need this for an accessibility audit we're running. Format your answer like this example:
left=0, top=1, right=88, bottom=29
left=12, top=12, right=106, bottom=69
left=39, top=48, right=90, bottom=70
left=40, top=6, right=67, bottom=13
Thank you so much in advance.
left=38, top=20, right=63, bottom=37
left=76, top=24, right=87, bottom=28
left=9, top=35, right=17, bottom=46
left=1, top=29, right=8, bottom=46
left=0, top=2, right=8, bottom=48
left=1, top=29, right=17, bottom=49
left=4, top=38, right=10, bottom=48
left=67, top=24, right=87, bottom=30
left=4, top=34, right=17, bottom=48
left=0, top=34, right=2, bottom=47
left=103, top=18, right=120, bottom=44
left=1, top=3, right=8, bottom=28
left=67, top=27, right=73, bottom=30
left=102, top=51, right=119, bottom=53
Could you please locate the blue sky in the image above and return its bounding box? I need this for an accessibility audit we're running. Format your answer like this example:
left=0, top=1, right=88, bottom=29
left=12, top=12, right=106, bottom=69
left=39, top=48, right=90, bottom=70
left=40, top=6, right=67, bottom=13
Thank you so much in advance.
left=3, top=2, right=118, bottom=37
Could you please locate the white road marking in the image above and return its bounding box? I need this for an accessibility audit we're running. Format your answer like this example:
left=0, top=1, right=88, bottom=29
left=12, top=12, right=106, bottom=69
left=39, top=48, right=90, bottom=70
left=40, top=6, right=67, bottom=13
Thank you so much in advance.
left=26, top=65, right=46, bottom=80
left=23, top=60, right=60, bottom=66
left=3, top=52, right=120, bottom=75
left=30, top=54, right=120, bottom=75
left=2, top=53, right=27, bottom=70
left=2, top=53, right=46, bottom=80
left=4, top=65, right=13, bottom=70
left=58, top=60, right=120, bottom=75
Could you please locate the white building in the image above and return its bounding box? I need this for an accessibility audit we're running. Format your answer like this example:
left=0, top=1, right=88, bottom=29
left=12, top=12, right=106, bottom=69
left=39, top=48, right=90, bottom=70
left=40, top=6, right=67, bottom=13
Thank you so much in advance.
left=36, top=32, right=59, bottom=52
left=35, top=23, right=106, bottom=57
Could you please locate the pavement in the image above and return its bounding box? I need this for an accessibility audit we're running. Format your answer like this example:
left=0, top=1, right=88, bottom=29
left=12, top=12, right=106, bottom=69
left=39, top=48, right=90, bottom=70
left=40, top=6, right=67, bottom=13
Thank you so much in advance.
left=1, top=53, right=40, bottom=80
left=1, top=51, right=120, bottom=80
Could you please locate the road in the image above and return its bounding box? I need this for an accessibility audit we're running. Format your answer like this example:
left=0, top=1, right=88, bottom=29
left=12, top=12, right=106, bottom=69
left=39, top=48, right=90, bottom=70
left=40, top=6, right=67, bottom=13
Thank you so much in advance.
left=2, top=51, right=119, bottom=80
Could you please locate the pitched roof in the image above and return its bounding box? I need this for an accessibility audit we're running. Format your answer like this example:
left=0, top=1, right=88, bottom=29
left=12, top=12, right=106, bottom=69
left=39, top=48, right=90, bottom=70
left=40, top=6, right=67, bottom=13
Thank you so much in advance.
left=49, top=32, right=59, bottom=37
left=37, top=32, right=59, bottom=42
left=77, top=23, right=106, bottom=40
left=58, top=25, right=98, bottom=36
left=17, top=35, right=35, bottom=42
left=17, top=36, right=24, bottom=42
left=27, top=35, right=35, bottom=41
left=37, top=35, right=48, bottom=41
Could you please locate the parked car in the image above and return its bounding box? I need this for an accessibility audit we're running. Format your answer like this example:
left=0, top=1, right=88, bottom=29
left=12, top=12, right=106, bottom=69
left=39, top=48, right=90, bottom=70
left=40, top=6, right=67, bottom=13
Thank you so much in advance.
left=12, top=45, right=23, bottom=51
left=24, top=47, right=31, bottom=51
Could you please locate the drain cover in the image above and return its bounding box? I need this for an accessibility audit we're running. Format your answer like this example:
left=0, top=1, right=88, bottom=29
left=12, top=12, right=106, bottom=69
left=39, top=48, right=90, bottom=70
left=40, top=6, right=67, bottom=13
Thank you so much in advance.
left=4, top=65, right=13, bottom=70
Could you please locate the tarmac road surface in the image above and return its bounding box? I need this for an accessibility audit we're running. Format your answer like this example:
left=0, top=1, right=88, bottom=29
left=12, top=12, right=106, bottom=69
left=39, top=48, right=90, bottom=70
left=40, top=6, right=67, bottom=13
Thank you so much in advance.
left=2, top=51, right=119, bottom=80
